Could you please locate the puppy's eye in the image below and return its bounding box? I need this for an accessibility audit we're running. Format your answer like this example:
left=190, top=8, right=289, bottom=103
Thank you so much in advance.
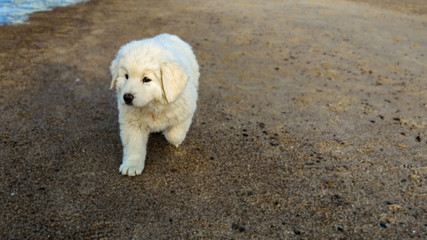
left=125, top=74, right=129, bottom=79
left=142, top=77, right=152, bottom=83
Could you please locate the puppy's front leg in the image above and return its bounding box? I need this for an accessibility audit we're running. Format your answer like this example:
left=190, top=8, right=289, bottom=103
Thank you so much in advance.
left=119, top=123, right=148, bottom=176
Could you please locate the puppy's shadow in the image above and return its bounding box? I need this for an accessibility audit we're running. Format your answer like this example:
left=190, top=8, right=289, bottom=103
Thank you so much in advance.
left=145, top=133, right=174, bottom=166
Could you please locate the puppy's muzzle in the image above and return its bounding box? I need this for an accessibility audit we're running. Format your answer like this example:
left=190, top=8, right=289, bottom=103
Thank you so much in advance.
left=123, top=93, right=134, bottom=105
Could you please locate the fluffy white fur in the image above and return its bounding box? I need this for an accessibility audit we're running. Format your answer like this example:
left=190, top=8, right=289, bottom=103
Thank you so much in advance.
left=110, top=33, right=199, bottom=176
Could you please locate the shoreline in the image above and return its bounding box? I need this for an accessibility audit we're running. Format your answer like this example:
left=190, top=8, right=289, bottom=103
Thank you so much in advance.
left=0, top=0, right=425, bottom=28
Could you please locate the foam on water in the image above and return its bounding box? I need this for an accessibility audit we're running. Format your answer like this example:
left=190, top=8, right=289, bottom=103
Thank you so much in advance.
left=0, top=0, right=87, bottom=25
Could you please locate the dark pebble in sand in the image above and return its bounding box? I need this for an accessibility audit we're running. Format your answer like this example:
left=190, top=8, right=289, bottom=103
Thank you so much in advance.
left=232, top=223, right=246, bottom=232
left=247, top=191, right=256, bottom=196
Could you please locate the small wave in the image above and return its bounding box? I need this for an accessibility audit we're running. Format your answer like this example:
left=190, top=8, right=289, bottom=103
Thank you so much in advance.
left=0, top=0, right=87, bottom=25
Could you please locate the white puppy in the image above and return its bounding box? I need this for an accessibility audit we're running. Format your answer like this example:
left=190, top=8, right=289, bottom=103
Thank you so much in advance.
left=110, top=33, right=199, bottom=176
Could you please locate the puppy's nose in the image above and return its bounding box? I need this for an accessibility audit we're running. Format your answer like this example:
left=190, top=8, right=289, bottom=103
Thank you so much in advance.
left=123, top=93, right=134, bottom=104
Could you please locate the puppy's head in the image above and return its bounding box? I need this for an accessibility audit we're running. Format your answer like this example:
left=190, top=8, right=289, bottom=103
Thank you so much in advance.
left=110, top=39, right=188, bottom=107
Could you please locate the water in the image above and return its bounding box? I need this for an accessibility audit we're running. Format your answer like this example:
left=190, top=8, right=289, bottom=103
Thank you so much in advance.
left=0, top=0, right=87, bottom=25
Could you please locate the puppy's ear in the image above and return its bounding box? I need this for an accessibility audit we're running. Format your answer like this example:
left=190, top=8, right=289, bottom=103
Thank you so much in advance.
left=161, top=62, right=188, bottom=103
left=109, top=57, right=119, bottom=90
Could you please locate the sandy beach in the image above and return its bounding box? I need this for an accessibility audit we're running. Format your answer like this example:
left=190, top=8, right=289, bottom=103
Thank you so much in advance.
left=1, top=0, right=426, bottom=239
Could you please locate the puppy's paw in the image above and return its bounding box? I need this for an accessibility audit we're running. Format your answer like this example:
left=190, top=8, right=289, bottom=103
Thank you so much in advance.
left=164, top=131, right=184, bottom=148
left=119, top=164, right=144, bottom=176
left=164, top=121, right=191, bottom=148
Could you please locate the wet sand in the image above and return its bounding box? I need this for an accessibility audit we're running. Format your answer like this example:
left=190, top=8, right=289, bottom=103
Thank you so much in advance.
left=1, top=0, right=426, bottom=239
